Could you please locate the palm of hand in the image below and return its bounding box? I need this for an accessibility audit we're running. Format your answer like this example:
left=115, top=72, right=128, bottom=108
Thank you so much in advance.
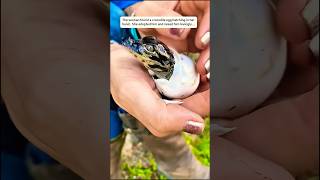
left=111, top=45, right=158, bottom=106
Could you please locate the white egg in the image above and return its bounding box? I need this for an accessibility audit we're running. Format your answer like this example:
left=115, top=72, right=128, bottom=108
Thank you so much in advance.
left=154, top=50, right=200, bottom=99
left=213, top=0, right=287, bottom=118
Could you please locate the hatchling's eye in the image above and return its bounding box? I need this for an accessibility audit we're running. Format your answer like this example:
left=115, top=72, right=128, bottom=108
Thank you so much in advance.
left=145, top=45, right=154, bottom=52
left=157, top=44, right=165, bottom=53
left=139, top=46, right=145, bottom=53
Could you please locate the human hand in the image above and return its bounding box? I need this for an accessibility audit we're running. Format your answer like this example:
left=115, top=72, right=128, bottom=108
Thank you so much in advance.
left=182, top=47, right=210, bottom=117
left=125, top=1, right=211, bottom=117
left=174, top=1, right=211, bottom=117
left=276, top=0, right=318, bottom=65
left=110, top=44, right=205, bottom=137
left=221, top=0, right=319, bottom=177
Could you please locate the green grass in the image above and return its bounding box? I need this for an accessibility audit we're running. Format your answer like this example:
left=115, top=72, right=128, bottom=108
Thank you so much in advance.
left=121, top=153, right=167, bottom=179
left=121, top=118, right=210, bottom=179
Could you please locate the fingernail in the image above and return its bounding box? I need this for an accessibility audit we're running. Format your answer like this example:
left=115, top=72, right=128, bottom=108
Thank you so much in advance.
left=170, top=28, right=182, bottom=36
left=201, top=31, right=210, bottom=46
left=206, top=72, right=210, bottom=80
left=205, top=59, right=210, bottom=73
left=183, top=121, right=204, bottom=135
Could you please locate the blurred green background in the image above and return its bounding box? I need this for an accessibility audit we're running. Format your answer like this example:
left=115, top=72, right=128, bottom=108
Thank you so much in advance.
left=120, top=118, right=210, bottom=179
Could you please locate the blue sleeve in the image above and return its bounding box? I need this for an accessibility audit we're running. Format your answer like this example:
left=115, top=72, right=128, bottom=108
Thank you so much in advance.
left=110, top=2, right=141, bottom=43
left=111, top=0, right=143, bottom=10
left=110, top=110, right=124, bottom=141
left=110, top=2, right=126, bottom=42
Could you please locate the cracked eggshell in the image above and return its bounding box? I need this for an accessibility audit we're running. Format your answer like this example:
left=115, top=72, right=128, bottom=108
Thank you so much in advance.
left=213, top=0, right=287, bottom=118
left=154, top=52, right=200, bottom=99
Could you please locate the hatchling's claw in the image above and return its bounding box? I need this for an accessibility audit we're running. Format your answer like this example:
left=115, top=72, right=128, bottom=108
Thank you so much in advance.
left=163, top=99, right=183, bottom=105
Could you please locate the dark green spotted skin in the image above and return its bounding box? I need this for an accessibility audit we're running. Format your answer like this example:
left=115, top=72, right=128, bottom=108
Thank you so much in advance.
left=122, top=36, right=175, bottom=80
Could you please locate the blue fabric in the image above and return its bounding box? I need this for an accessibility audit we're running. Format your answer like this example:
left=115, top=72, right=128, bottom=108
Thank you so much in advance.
left=1, top=152, right=32, bottom=180
left=110, top=2, right=126, bottom=43
left=110, top=110, right=124, bottom=140
left=109, top=2, right=126, bottom=140
left=110, top=1, right=142, bottom=140
left=111, top=0, right=143, bottom=10
left=129, top=28, right=140, bottom=40
left=118, top=107, right=127, bottom=114
left=26, top=144, right=57, bottom=165
left=110, top=1, right=141, bottom=42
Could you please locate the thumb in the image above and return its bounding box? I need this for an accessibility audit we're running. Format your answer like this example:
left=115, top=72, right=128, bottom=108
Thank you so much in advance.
left=160, top=104, right=205, bottom=136
left=124, top=84, right=205, bottom=137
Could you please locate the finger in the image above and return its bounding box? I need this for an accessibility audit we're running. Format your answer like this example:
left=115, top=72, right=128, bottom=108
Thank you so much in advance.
left=118, top=82, right=204, bottom=137
left=145, top=100, right=205, bottom=137
left=200, top=74, right=209, bottom=83
left=196, top=47, right=210, bottom=75
left=288, top=41, right=315, bottom=65
left=273, top=62, right=318, bottom=97
left=182, top=89, right=210, bottom=117
left=162, top=104, right=205, bottom=136
left=197, top=81, right=210, bottom=92
left=195, top=7, right=210, bottom=49
left=276, top=0, right=310, bottom=43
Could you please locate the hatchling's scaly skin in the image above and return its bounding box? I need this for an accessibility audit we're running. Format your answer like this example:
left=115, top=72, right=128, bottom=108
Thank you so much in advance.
left=122, top=36, right=175, bottom=80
